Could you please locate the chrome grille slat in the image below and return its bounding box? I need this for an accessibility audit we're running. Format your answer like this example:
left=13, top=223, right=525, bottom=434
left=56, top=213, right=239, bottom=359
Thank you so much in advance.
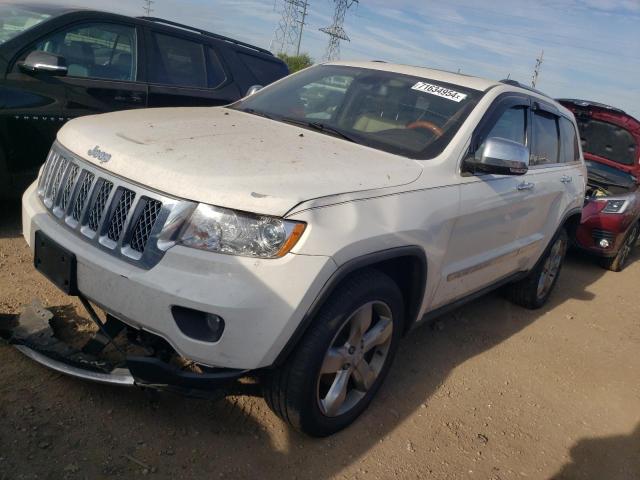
left=36, top=144, right=193, bottom=270
left=49, top=157, right=69, bottom=206
left=60, top=163, right=80, bottom=212
left=106, top=189, right=136, bottom=243
left=130, top=199, right=163, bottom=253
left=72, top=172, right=95, bottom=222
left=88, top=180, right=114, bottom=232
left=43, top=153, right=63, bottom=202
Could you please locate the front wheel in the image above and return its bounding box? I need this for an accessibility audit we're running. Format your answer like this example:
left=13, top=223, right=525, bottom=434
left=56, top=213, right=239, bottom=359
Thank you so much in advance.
left=263, top=269, right=404, bottom=437
left=599, top=223, right=639, bottom=272
left=505, top=228, right=569, bottom=309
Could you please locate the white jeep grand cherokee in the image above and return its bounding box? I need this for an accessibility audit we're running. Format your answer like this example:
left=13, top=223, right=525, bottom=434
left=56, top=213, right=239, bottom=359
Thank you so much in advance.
left=20, top=62, right=586, bottom=436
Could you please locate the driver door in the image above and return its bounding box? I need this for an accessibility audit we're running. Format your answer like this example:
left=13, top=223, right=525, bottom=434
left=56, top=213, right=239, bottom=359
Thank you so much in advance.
left=433, top=97, right=533, bottom=307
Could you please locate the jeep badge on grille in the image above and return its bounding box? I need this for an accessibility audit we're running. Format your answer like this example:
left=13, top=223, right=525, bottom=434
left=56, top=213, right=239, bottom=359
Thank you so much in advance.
left=87, top=146, right=112, bottom=163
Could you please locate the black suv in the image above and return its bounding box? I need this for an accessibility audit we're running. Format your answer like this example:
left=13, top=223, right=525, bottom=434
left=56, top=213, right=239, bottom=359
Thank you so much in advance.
left=0, top=4, right=289, bottom=196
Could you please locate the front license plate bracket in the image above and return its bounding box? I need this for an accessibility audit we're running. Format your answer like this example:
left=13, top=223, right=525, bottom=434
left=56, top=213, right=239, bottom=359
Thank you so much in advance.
left=34, top=230, right=78, bottom=295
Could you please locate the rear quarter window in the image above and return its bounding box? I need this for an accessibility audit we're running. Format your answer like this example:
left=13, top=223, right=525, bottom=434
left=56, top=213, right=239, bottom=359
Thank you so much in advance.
left=559, top=117, right=580, bottom=163
left=237, top=52, right=288, bottom=85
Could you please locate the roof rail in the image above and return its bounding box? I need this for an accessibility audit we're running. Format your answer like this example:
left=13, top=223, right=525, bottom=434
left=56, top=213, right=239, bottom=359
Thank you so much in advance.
left=499, top=79, right=552, bottom=99
left=137, top=17, right=274, bottom=56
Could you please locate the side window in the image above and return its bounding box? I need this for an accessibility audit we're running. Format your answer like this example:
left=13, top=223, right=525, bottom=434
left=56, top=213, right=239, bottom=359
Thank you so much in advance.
left=149, top=33, right=206, bottom=88
left=30, top=23, right=137, bottom=81
left=531, top=110, right=560, bottom=166
left=559, top=117, right=580, bottom=163
left=206, top=47, right=227, bottom=88
left=237, top=52, right=288, bottom=85
left=485, top=106, right=527, bottom=145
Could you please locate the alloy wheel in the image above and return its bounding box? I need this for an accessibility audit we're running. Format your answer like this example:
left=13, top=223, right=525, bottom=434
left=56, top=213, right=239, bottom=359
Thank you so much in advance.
left=316, top=301, right=393, bottom=417
left=537, top=235, right=567, bottom=300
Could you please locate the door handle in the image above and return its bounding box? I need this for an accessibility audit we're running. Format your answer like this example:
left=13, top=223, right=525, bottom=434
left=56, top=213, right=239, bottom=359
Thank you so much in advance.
left=561, top=175, right=573, bottom=184
left=517, top=182, right=535, bottom=191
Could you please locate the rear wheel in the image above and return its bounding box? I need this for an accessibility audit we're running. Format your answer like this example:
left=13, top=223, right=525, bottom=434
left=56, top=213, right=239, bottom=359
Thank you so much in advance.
left=599, top=223, right=639, bottom=272
left=263, top=269, right=404, bottom=437
left=505, top=228, right=569, bottom=309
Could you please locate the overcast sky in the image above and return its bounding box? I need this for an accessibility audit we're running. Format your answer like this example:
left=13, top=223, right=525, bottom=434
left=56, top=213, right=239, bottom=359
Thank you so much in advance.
left=23, top=0, right=640, bottom=118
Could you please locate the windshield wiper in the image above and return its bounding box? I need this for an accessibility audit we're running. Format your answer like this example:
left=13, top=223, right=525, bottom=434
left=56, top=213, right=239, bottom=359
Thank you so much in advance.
left=283, top=119, right=357, bottom=143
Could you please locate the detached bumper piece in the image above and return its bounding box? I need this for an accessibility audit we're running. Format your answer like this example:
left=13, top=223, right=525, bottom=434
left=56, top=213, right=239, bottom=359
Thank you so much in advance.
left=3, top=300, right=247, bottom=398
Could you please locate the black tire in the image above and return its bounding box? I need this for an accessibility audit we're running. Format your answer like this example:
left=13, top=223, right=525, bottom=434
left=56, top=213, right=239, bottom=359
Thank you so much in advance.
left=505, top=228, right=569, bottom=309
left=263, top=268, right=404, bottom=437
left=599, top=223, right=639, bottom=272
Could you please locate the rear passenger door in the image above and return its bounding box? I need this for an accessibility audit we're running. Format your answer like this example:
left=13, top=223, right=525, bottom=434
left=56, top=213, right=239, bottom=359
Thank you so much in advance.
left=515, top=101, right=584, bottom=268
left=145, top=30, right=240, bottom=107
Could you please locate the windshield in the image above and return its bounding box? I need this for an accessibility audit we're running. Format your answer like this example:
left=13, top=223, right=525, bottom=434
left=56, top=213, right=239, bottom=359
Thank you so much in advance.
left=0, top=5, right=51, bottom=45
left=231, top=65, right=484, bottom=159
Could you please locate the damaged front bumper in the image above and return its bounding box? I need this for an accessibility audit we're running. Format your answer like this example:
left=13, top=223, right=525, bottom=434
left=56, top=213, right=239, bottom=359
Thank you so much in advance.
left=1, top=301, right=248, bottom=398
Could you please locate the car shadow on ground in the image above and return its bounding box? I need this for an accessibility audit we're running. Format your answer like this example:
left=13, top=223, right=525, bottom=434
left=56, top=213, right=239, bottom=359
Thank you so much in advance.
left=0, top=199, right=22, bottom=239
left=551, top=423, right=640, bottom=480
left=1, top=246, right=622, bottom=479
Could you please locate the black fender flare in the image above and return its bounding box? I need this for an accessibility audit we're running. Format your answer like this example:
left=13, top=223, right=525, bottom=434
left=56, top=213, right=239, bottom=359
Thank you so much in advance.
left=273, top=246, right=427, bottom=366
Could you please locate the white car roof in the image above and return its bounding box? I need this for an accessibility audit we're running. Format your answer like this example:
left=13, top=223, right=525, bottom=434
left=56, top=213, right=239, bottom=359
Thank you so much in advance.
left=326, top=60, right=501, bottom=92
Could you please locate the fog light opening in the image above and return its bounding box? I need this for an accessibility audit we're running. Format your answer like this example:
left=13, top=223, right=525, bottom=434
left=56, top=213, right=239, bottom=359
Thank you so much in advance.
left=171, top=306, right=225, bottom=343
left=599, top=239, right=610, bottom=249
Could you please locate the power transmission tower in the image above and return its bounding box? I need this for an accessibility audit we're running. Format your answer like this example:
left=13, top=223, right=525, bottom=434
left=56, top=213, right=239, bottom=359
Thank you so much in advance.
left=142, top=0, right=154, bottom=16
left=531, top=49, right=544, bottom=88
left=320, top=0, right=358, bottom=61
left=270, top=0, right=310, bottom=56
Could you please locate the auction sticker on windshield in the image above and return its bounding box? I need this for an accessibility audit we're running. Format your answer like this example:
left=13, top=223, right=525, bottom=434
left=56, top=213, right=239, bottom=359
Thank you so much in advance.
left=411, top=82, right=468, bottom=102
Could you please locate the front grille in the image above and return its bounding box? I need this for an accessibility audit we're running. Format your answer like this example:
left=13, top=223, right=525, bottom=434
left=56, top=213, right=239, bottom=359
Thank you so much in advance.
left=37, top=144, right=193, bottom=269
left=592, top=229, right=615, bottom=242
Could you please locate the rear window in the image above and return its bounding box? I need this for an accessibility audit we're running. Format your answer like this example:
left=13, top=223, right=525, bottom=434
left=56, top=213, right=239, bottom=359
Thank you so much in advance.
left=576, top=118, right=637, bottom=166
left=149, top=33, right=206, bottom=88
left=531, top=111, right=560, bottom=165
left=238, top=52, right=288, bottom=85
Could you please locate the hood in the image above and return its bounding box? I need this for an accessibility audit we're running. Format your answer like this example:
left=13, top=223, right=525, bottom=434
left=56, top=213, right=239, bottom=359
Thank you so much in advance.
left=559, top=99, right=640, bottom=175
left=57, top=108, right=422, bottom=216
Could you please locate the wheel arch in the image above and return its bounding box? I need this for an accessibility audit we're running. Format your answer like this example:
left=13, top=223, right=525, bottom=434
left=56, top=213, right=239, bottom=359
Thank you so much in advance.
left=273, top=246, right=427, bottom=366
left=562, top=207, right=583, bottom=242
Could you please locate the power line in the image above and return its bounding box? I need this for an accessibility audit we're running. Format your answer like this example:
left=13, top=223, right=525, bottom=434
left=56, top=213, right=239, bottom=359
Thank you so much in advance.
left=270, top=0, right=310, bottom=56
left=531, top=49, right=544, bottom=88
left=142, top=0, right=154, bottom=16
left=320, top=0, right=358, bottom=61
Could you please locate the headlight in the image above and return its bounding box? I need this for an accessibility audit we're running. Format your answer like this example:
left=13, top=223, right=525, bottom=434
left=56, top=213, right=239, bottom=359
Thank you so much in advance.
left=179, top=204, right=306, bottom=258
left=601, top=199, right=628, bottom=214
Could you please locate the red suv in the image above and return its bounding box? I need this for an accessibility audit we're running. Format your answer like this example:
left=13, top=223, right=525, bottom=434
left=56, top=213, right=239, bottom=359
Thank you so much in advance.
left=559, top=99, right=640, bottom=271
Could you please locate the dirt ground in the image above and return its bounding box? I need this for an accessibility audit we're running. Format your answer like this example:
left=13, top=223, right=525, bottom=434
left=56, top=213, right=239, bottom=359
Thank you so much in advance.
left=0, top=199, right=638, bottom=480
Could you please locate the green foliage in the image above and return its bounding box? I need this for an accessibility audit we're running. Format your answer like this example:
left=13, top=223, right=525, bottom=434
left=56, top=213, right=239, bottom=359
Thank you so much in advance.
left=277, top=53, right=314, bottom=73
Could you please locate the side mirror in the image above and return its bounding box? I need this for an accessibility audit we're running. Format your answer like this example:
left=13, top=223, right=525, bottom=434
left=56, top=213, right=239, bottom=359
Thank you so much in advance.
left=465, top=137, right=529, bottom=176
left=246, top=85, right=264, bottom=96
left=19, top=51, right=68, bottom=76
